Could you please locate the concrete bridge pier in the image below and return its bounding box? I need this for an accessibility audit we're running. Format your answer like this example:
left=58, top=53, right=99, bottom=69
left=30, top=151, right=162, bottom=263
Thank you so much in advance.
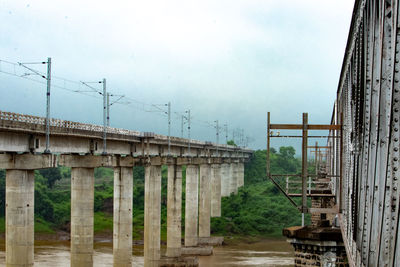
left=198, top=163, right=224, bottom=247
left=184, top=165, right=199, bottom=247
left=198, top=164, right=211, bottom=240
left=113, top=167, right=133, bottom=267
left=161, top=162, right=198, bottom=266
left=229, top=163, right=238, bottom=195
left=220, top=163, right=230, bottom=197
left=1, top=154, right=56, bottom=267
left=71, top=167, right=95, bottom=267
left=210, top=164, right=221, bottom=218
left=182, top=163, right=212, bottom=256
left=166, top=164, right=182, bottom=258
left=5, top=169, right=35, bottom=267
left=237, top=162, right=244, bottom=188
left=144, top=164, right=162, bottom=267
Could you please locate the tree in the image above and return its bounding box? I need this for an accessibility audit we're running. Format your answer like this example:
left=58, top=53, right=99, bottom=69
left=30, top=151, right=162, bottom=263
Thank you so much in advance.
left=39, top=168, right=62, bottom=188
left=227, top=140, right=237, bottom=146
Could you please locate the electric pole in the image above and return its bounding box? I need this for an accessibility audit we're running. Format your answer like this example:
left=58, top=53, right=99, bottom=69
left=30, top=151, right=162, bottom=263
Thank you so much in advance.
left=44, top=57, right=51, bottom=153
left=215, top=120, right=219, bottom=145
left=167, top=102, right=171, bottom=155
left=181, top=115, right=184, bottom=138
left=241, top=129, right=244, bottom=147
left=18, top=58, right=52, bottom=153
left=188, top=109, right=191, bottom=154
left=102, top=78, right=107, bottom=154
left=106, top=93, right=110, bottom=127
left=224, top=124, right=228, bottom=144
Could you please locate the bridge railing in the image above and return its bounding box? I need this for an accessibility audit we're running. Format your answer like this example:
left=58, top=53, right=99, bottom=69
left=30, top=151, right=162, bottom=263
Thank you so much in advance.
left=0, top=110, right=218, bottom=147
left=0, top=110, right=145, bottom=137
left=284, top=175, right=334, bottom=196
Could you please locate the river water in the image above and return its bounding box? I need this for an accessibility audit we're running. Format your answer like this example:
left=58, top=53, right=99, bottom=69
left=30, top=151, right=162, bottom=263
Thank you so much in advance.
left=0, top=239, right=294, bottom=266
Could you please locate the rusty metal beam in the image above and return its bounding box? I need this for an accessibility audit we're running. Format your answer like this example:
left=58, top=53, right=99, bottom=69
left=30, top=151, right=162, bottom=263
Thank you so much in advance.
left=301, top=113, right=308, bottom=213
left=269, top=124, right=341, bottom=130
left=309, top=208, right=338, bottom=214
left=269, top=135, right=340, bottom=138
left=269, top=176, right=299, bottom=210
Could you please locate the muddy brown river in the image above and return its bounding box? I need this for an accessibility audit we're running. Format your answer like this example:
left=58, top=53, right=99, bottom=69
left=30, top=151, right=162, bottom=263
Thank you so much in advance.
left=0, top=239, right=294, bottom=266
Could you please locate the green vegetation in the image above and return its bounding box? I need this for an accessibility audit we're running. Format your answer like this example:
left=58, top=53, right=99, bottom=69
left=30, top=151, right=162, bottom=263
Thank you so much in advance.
left=0, top=146, right=307, bottom=239
left=211, top=147, right=306, bottom=238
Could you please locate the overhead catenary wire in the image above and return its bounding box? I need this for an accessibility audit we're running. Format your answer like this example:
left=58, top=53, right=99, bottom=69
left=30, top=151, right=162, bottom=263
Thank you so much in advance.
left=0, top=58, right=253, bottom=147
left=17, top=58, right=52, bottom=153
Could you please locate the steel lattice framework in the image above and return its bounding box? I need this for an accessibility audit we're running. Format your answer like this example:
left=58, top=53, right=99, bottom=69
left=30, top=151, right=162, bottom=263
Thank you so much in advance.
left=328, top=0, right=400, bottom=266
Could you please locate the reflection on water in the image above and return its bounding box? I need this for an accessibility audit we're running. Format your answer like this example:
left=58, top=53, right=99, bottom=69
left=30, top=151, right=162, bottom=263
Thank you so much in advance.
left=198, top=239, right=294, bottom=267
left=0, top=239, right=293, bottom=266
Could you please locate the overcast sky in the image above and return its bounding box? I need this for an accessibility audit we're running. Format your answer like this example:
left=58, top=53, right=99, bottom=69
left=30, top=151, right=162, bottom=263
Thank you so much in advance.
left=0, top=0, right=355, bottom=150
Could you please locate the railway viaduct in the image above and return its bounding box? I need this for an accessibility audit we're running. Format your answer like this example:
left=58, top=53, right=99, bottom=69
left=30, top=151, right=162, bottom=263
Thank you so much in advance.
left=0, top=111, right=252, bottom=267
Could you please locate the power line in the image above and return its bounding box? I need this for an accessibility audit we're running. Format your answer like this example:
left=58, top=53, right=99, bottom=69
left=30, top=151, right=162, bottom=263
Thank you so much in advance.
left=18, top=58, right=52, bottom=153
left=0, top=58, right=253, bottom=147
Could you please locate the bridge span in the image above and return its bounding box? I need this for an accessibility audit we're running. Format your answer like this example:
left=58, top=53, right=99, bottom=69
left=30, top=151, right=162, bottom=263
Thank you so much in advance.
left=329, top=0, right=400, bottom=266
left=0, top=110, right=252, bottom=266
left=269, top=0, right=400, bottom=266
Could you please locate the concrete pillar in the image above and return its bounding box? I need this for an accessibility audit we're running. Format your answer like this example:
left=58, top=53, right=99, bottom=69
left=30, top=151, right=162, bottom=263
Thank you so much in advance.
left=220, top=163, right=230, bottom=197
left=113, top=167, right=133, bottom=267
left=229, top=163, right=238, bottom=195
left=6, top=170, right=35, bottom=267
left=144, top=165, right=162, bottom=267
left=71, top=167, right=94, bottom=267
left=199, top=164, right=211, bottom=238
left=166, top=165, right=182, bottom=258
left=211, top=164, right=221, bottom=217
left=237, top=163, right=244, bottom=188
left=184, top=165, right=199, bottom=247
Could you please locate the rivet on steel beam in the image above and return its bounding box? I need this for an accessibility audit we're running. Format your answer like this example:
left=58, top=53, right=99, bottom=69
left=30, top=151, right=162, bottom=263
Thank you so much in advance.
left=395, top=157, right=398, bottom=161
left=395, top=98, right=399, bottom=102
left=395, top=138, right=399, bottom=142
left=394, top=167, right=398, bottom=171
left=395, top=128, right=399, bottom=132
left=395, top=108, right=399, bottom=112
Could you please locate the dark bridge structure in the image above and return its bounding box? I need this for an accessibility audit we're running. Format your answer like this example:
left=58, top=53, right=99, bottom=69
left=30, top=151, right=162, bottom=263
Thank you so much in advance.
left=269, top=0, right=400, bottom=266
left=332, top=0, right=400, bottom=265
